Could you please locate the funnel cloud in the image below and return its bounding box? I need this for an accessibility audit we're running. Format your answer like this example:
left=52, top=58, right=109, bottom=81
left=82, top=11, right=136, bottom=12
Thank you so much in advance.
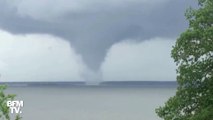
left=0, top=0, right=196, bottom=81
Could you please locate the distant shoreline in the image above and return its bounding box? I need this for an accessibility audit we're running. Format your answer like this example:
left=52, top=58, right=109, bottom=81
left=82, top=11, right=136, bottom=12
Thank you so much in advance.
left=0, top=81, right=177, bottom=87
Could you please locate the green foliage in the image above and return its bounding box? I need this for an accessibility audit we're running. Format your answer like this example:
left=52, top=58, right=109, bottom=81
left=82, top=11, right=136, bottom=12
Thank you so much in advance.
left=15, top=114, right=22, bottom=120
left=0, top=85, right=22, bottom=120
left=156, top=0, right=213, bottom=120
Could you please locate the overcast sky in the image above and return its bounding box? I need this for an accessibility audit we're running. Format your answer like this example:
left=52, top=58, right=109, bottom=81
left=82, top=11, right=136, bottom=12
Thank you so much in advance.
left=0, top=0, right=196, bottom=82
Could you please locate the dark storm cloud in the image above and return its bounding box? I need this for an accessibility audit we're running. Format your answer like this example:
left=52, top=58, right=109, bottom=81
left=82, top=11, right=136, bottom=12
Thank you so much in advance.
left=0, top=0, right=196, bottom=70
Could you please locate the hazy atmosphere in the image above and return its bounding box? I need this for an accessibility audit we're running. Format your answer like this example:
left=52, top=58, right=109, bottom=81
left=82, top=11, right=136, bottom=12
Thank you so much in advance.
left=0, top=0, right=196, bottom=82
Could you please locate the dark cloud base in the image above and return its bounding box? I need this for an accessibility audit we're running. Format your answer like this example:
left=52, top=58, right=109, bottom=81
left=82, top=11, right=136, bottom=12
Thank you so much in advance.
left=0, top=0, right=196, bottom=70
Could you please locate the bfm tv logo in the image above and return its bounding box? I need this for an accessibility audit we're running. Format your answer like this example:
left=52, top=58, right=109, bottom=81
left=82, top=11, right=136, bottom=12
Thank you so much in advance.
left=6, top=100, right=24, bottom=114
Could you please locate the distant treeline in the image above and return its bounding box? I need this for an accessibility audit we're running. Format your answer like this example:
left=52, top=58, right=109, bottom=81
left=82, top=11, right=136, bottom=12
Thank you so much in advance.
left=0, top=81, right=177, bottom=87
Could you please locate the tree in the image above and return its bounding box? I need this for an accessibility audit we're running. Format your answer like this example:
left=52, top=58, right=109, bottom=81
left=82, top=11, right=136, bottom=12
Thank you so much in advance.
left=156, top=0, right=213, bottom=119
left=0, top=85, right=22, bottom=120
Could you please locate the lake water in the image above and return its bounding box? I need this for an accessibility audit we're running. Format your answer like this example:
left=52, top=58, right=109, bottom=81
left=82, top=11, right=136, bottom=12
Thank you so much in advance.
left=6, top=86, right=176, bottom=120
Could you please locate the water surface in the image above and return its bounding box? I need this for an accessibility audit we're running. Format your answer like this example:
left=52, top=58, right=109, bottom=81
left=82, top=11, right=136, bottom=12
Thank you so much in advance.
left=6, top=86, right=176, bottom=120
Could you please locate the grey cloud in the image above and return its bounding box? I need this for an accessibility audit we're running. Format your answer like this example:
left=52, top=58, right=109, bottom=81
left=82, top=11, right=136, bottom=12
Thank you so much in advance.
left=0, top=0, right=196, bottom=70
left=101, top=38, right=176, bottom=81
